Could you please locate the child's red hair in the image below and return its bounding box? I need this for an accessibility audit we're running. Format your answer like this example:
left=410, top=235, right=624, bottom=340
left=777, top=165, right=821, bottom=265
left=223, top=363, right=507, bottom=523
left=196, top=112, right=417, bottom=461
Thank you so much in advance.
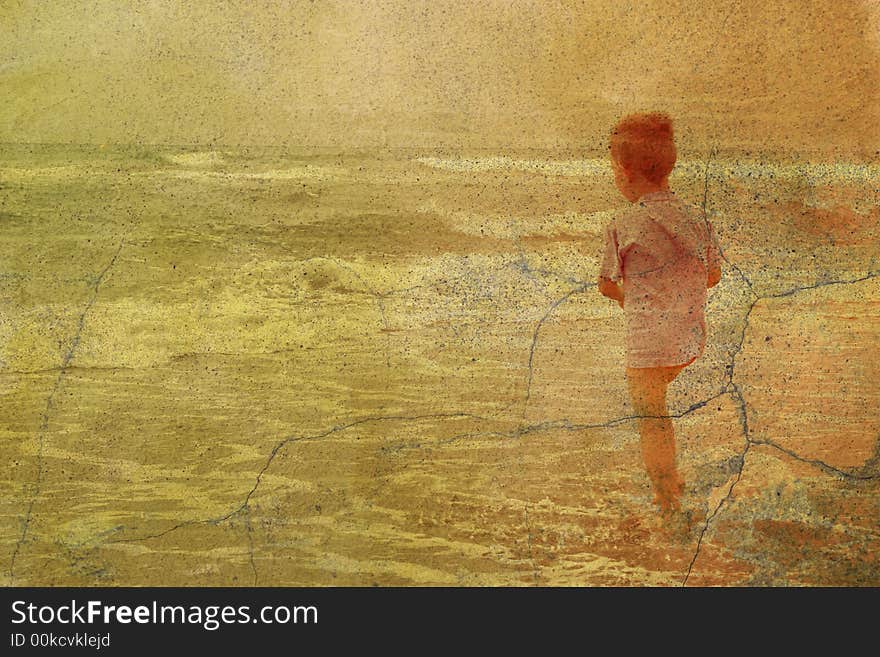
left=610, top=112, right=677, bottom=184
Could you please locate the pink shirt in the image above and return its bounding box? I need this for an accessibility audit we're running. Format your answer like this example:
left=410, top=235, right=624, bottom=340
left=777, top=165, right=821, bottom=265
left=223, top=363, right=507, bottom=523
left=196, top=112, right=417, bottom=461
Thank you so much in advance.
left=600, top=190, right=721, bottom=368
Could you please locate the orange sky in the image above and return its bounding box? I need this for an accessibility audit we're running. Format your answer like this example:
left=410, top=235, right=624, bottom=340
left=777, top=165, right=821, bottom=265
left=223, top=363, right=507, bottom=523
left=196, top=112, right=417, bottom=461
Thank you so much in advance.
left=2, top=0, right=878, bottom=155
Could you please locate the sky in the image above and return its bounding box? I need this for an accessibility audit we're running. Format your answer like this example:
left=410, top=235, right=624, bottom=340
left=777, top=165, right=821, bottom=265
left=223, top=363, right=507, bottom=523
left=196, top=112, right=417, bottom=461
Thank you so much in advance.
left=2, top=0, right=879, bottom=155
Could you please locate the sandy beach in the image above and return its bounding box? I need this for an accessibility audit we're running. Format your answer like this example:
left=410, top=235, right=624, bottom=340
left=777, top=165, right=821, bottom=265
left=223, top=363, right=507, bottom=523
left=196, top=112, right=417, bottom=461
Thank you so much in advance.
left=1, top=144, right=877, bottom=585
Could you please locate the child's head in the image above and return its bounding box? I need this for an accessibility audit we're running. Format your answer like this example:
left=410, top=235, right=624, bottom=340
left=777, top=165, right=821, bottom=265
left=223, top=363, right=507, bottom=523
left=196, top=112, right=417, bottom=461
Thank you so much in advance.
left=610, top=112, right=676, bottom=201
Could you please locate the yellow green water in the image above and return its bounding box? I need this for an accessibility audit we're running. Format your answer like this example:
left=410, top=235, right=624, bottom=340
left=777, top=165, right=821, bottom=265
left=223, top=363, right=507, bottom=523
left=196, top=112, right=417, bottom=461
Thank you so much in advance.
left=1, top=144, right=878, bottom=585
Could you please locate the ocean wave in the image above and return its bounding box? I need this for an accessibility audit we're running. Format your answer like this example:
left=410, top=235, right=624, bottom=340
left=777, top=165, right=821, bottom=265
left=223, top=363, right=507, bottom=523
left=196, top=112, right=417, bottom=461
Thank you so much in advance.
left=417, top=197, right=614, bottom=239
left=0, top=165, right=103, bottom=180
left=414, top=155, right=880, bottom=184
left=168, top=166, right=346, bottom=181
left=163, top=151, right=228, bottom=167
left=415, top=156, right=610, bottom=177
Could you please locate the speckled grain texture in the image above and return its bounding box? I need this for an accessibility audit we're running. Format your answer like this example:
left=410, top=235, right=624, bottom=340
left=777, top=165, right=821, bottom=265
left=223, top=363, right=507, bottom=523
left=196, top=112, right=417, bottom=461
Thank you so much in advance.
left=1, top=1, right=878, bottom=586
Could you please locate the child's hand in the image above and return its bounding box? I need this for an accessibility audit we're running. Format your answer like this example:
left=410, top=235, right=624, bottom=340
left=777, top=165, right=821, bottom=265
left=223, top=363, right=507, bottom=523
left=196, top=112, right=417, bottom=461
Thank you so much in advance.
left=598, top=276, right=625, bottom=308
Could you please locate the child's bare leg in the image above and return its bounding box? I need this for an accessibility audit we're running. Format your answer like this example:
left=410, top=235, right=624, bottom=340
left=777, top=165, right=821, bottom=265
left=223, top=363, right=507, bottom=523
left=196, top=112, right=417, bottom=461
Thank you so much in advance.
left=626, top=365, right=685, bottom=514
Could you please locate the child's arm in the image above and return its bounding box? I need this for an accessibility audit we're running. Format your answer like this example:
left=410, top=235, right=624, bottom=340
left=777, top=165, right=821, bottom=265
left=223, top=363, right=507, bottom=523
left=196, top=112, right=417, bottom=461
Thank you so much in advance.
left=599, top=223, right=624, bottom=308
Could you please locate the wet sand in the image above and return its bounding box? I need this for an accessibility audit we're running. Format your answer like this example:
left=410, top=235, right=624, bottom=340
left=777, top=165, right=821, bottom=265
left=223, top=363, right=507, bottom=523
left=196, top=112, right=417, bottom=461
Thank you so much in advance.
left=1, top=145, right=877, bottom=585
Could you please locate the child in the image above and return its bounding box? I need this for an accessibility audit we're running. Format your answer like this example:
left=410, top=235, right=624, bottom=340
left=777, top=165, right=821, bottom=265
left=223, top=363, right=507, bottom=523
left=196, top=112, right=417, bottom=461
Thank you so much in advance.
left=599, top=112, right=722, bottom=522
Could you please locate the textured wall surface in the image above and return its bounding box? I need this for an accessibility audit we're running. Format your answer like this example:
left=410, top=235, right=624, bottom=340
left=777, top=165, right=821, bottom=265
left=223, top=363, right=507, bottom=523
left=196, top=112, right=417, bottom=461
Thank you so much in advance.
left=2, top=1, right=878, bottom=586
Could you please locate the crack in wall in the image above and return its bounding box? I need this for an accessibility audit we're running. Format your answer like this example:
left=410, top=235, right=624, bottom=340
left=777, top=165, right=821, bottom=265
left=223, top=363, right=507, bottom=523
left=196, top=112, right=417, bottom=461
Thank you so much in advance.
left=8, top=237, right=126, bottom=582
left=243, top=505, right=257, bottom=586
left=106, top=412, right=491, bottom=545
left=517, top=281, right=593, bottom=419
left=680, top=147, right=880, bottom=585
left=511, top=251, right=589, bottom=287
left=391, top=391, right=730, bottom=453
left=684, top=273, right=880, bottom=584
left=523, top=506, right=541, bottom=586
left=683, top=383, right=752, bottom=585
left=106, top=391, right=728, bottom=549
left=751, top=438, right=880, bottom=482
left=702, top=146, right=755, bottom=293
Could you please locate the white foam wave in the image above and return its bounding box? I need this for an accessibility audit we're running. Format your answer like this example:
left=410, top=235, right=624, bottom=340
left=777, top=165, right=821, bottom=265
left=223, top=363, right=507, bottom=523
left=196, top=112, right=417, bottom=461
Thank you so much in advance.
left=415, top=156, right=880, bottom=184
left=166, top=165, right=345, bottom=181
left=415, top=156, right=610, bottom=177
left=164, top=151, right=227, bottom=167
